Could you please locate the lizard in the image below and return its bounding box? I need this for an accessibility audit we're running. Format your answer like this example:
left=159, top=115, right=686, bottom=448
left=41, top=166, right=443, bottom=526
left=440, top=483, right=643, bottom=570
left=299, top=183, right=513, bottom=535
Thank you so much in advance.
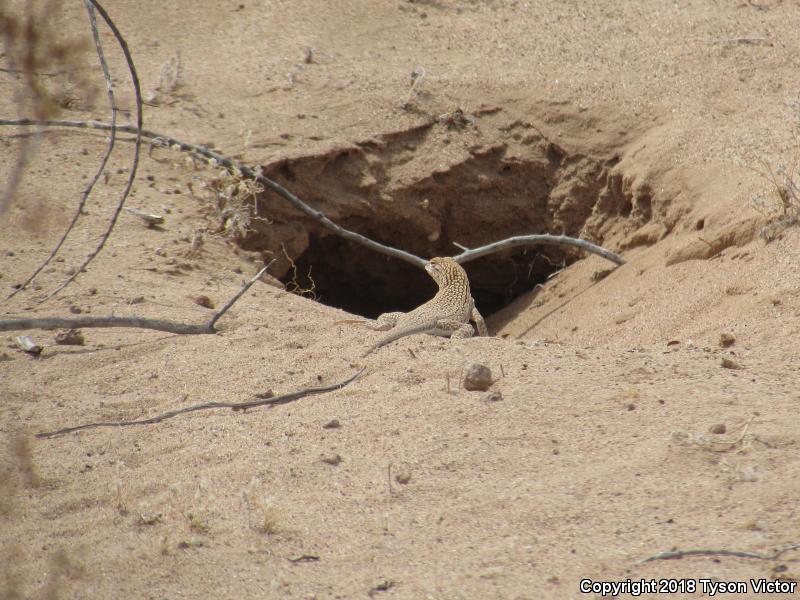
left=339, top=256, right=488, bottom=357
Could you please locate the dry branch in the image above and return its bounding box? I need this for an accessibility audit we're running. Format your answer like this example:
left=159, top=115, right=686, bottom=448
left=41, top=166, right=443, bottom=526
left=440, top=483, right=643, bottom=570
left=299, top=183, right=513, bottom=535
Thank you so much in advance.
left=0, top=264, right=270, bottom=336
left=41, top=0, right=144, bottom=301
left=6, top=1, right=120, bottom=300
left=36, top=367, right=365, bottom=439
left=0, top=117, right=627, bottom=272
left=454, top=234, right=625, bottom=266
left=640, top=543, right=800, bottom=564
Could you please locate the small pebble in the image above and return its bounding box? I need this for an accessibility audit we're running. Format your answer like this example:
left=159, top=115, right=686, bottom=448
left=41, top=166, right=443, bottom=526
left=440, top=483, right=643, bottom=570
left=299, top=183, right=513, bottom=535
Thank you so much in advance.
left=194, top=295, right=215, bottom=309
left=464, top=363, right=492, bottom=391
left=323, top=419, right=340, bottom=429
left=485, top=390, right=503, bottom=402
left=720, top=333, right=735, bottom=347
left=721, top=357, right=742, bottom=370
left=69, top=305, right=82, bottom=314
left=321, top=453, right=342, bottom=466
left=394, top=471, right=411, bottom=485
left=709, top=423, right=727, bottom=435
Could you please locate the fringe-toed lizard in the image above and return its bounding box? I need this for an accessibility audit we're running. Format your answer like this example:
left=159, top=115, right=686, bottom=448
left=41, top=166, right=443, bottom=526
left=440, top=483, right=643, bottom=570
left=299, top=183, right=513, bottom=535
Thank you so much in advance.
left=342, top=257, right=488, bottom=357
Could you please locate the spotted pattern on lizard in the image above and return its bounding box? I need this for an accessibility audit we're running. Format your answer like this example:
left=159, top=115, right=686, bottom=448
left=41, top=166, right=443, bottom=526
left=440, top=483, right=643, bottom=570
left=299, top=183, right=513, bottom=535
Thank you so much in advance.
left=357, top=257, right=488, bottom=357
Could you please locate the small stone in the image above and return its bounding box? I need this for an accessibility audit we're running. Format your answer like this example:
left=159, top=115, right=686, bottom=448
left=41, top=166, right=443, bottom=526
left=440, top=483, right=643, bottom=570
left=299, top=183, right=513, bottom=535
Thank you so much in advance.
left=720, top=333, right=735, bottom=347
left=592, top=268, right=612, bottom=281
left=709, top=423, right=727, bottom=435
left=721, top=357, right=743, bottom=370
left=130, top=296, right=145, bottom=304
left=394, top=471, right=411, bottom=485
left=321, top=453, right=341, bottom=466
left=463, top=363, right=492, bottom=391
left=88, top=287, right=98, bottom=296
left=485, top=390, right=503, bottom=402
left=323, top=419, right=340, bottom=429
left=194, top=295, right=215, bottom=309
left=69, top=305, right=82, bottom=314
left=55, top=329, right=85, bottom=346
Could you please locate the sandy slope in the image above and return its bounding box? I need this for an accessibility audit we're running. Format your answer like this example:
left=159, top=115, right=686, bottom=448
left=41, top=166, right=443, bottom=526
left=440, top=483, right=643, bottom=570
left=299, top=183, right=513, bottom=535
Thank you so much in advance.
left=2, top=1, right=800, bottom=598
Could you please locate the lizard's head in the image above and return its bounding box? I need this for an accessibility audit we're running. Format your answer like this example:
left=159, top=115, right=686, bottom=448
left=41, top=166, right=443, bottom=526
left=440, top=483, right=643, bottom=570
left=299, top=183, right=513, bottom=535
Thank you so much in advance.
left=425, top=256, right=467, bottom=287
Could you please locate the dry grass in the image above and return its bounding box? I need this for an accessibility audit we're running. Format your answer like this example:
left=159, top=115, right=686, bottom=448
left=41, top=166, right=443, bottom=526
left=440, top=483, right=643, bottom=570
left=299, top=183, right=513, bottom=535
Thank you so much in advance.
left=751, top=154, right=800, bottom=242
left=242, top=478, right=283, bottom=535
left=670, top=417, right=758, bottom=454
left=207, top=167, right=268, bottom=240
left=280, top=244, right=317, bottom=300
left=750, top=99, right=800, bottom=241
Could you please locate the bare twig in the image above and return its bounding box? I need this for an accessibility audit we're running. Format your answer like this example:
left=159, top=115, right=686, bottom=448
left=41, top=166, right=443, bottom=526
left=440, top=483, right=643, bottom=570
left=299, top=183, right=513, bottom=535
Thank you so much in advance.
left=0, top=264, right=270, bottom=335
left=454, top=234, right=626, bottom=266
left=42, top=0, right=143, bottom=301
left=35, top=367, right=366, bottom=438
left=6, top=1, right=119, bottom=301
left=640, top=543, right=800, bottom=564
left=207, top=262, right=272, bottom=329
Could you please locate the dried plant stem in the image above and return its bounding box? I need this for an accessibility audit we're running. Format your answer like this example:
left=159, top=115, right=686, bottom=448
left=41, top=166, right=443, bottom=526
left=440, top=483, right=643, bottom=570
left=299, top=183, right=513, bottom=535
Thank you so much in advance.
left=42, top=0, right=143, bottom=301
left=6, top=2, right=119, bottom=301
left=36, top=366, right=365, bottom=439
left=640, top=543, right=800, bottom=564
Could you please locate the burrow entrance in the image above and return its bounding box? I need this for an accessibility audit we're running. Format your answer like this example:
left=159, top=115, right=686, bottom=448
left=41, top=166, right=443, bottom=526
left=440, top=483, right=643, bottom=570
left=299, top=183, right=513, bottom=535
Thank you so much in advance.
left=234, top=111, right=657, bottom=319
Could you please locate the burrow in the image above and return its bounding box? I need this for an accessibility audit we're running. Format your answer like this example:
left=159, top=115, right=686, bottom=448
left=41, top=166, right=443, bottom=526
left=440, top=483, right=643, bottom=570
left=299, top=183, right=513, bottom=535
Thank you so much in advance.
left=233, top=108, right=663, bottom=319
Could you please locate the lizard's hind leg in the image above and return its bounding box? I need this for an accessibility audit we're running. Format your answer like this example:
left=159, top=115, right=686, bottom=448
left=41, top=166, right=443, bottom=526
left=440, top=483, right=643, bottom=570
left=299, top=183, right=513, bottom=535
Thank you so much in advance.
left=434, top=319, right=475, bottom=339
left=335, top=312, right=403, bottom=331
left=370, top=311, right=404, bottom=331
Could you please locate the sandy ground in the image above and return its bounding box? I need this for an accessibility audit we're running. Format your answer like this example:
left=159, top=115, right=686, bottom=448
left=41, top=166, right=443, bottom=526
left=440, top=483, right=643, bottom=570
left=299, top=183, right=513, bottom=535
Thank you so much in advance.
left=2, top=1, right=800, bottom=598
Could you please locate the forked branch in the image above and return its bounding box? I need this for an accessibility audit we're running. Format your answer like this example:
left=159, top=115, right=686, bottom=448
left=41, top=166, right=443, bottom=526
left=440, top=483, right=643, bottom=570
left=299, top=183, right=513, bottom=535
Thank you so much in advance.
left=0, top=264, right=271, bottom=335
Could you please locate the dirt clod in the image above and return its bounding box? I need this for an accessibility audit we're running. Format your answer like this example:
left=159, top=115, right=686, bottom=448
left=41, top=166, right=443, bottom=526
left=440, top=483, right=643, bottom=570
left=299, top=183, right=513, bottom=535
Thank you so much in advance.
left=464, top=363, right=492, bottom=391
left=55, top=329, right=85, bottom=346
left=720, top=333, right=736, bottom=347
